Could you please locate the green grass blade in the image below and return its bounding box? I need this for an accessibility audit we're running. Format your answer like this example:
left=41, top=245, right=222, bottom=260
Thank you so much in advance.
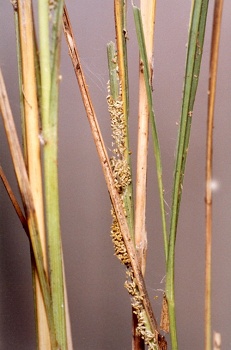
left=166, top=1, right=209, bottom=349
left=39, top=0, right=67, bottom=348
left=133, top=6, right=168, bottom=260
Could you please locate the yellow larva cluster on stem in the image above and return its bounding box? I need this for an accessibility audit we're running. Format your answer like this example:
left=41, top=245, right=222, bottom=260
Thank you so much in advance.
left=107, top=82, right=158, bottom=350
left=107, top=82, right=132, bottom=262
left=107, top=84, right=126, bottom=157
left=110, top=157, right=131, bottom=193
left=125, top=270, right=158, bottom=350
left=110, top=207, right=131, bottom=265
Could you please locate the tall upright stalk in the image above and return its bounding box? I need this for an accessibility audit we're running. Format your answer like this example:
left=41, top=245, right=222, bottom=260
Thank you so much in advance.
left=135, top=0, right=156, bottom=276
left=134, top=2, right=156, bottom=349
left=39, top=0, right=68, bottom=348
left=37, top=5, right=52, bottom=347
left=17, top=0, right=50, bottom=347
left=205, top=1, right=223, bottom=349
left=166, top=1, right=209, bottom=348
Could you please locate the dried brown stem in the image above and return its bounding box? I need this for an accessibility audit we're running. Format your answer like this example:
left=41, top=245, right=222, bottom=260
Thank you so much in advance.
left=0, top=165, right=28, bottom=234
left=62, top=5, right=159, bottom=338
left=205, top=1, right=223, bottom=349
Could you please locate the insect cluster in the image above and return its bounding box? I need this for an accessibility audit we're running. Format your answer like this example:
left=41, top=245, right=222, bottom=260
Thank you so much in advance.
left=107, top=84, right=158, bottom=349
left=107, top=84, right=131, bottom=193
left=125, top=270, right=159, bottom=349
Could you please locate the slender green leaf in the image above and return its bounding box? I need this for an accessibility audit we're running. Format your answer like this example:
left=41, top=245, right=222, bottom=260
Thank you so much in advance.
left=166, top=1, right=209, bottom=348
left=39, top=0, right=67, bottom=347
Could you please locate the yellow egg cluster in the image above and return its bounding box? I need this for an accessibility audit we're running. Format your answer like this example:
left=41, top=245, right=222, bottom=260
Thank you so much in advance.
left=125, top=270, right=158, bottom=349
left=107, top=83, right=158, bottom=349
left=110, top=207, right=131, bottom=265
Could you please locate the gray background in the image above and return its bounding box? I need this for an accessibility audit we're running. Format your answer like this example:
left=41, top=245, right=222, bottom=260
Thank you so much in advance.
left=1, top=1, right=231, bottom=349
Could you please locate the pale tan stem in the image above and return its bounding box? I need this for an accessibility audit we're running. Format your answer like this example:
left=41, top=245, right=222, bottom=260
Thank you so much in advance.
left=17, top=0, right=50, bottom=348
left=205, top=1, right=223, bottom=349
left=135, top=0, right=156, bottom=275
left=134, top=3, right=156, bottom=349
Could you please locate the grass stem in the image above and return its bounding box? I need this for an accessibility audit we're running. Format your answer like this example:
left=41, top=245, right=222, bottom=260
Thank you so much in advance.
left=205, top=1, right=223, bottom=349
left=135, top=0, right=156, bottom=276
left=17, top=0, right=50, bottom=347
left=166, top=1, right=209, bottom=348
left=40, top=0, right=68, bottom=347
left=134, top=2, right=156, bottom=349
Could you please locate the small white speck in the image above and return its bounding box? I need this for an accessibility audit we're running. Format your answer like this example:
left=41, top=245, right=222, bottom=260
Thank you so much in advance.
left=38, top=133, right=45, bottom=146
left=210, top=179, right=220, bottom=192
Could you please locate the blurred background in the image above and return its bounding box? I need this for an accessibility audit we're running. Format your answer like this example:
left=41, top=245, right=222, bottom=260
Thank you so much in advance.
left=0, top=1, right=231, bottom=349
